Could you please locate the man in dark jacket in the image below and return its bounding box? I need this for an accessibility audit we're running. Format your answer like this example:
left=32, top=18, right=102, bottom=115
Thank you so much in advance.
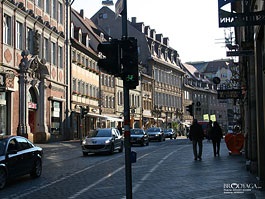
left=189, top=119, right=204, bottom=160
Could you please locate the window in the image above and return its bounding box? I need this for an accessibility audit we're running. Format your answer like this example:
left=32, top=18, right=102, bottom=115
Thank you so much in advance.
left=58, top=2, right=63, bottom=24
left=43, top=38, right=49, bottom=62
left=16, top=21, right=23, bottom=50
left=17, top=137, right=33, bottom=151
left=27, top=28, right=34, bottom=54
left=58, top=46, right=63, bottom=68
left=51, top=101, right=62, bottom=134
left=45, top=0, right=50, bottom=14
left=51, top=0, right=56, bottom=19
left=73, top=79, right=77, bottom=91
left=36, top=0, right=42, bottom=7
left=51, top=42, right=56, bottom=65
left=7, top=139, right=17, bottom=152
left=3, top=14, right=12, bottom=45
left=0, top=92, right=7, bottom=135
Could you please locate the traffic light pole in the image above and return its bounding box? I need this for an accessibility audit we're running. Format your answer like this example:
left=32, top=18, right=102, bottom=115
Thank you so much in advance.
left=121, top=0, right=132, bottom=198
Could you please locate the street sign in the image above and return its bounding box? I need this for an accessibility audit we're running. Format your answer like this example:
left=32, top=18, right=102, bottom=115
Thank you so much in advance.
left=226, top=50, right=254, bottom=57
left=115, top=0, right=124, bottom=15
left=217, top=89, right=242, bottom=99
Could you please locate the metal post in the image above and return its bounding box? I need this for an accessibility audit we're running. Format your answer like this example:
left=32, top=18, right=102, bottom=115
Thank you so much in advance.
left=121, top=0, right=132, bottom=198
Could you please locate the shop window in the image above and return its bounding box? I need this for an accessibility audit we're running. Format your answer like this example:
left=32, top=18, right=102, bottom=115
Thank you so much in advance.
left=51, top=101, right=62, bottom=134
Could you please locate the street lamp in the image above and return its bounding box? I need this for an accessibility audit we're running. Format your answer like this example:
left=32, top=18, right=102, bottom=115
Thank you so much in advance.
left=152, top=105, right=162, bottom=127
left=102, top=0, right=114, bottom=6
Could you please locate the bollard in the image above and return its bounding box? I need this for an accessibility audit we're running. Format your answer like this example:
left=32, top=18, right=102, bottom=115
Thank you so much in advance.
left=130, top=151, right=137, bottom=163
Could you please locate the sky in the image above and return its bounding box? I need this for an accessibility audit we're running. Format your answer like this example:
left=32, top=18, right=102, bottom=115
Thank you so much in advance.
left=72, top=0, right=231, bottom=63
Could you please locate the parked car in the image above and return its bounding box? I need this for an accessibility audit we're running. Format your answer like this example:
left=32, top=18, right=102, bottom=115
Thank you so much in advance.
left=146, top=127, right=165, bottom=142
left=164, top=128, right=177, bottom=139
left=130, top=128, right=149, bottom=146
left=82, top=128, right=123, bottom=156
left=0, top=135, right=43, bottom=189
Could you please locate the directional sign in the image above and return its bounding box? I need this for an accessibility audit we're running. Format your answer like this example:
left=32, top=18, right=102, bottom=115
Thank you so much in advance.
left=218, top=0, right=265, bottom=27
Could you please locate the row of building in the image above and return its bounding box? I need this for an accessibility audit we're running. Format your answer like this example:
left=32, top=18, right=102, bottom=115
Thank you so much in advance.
left=0, top=1, right=236, bottom=143
left=227, top=0, right=265, bottom=189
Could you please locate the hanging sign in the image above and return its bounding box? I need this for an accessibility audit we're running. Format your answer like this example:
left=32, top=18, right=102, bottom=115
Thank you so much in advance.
left=218, top=0, right=265, bottom=27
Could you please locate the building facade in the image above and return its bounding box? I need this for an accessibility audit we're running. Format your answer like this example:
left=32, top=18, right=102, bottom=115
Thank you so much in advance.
left=231, top=0, right=265, bottom=188
left=1, top=0, right=67, bottom=142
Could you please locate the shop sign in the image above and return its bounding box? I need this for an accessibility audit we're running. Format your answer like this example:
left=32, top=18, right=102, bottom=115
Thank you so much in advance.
left=226, top=50, right=254, bottom=57
left=28, top=102, right=37, bottom=109
left=0, top=74, right=5, bottom=87
left=218, top=0, right=265, bottom=27
left=217, top=89, right=242, bottom=99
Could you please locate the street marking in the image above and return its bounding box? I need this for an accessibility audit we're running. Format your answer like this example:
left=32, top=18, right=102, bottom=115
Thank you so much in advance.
left=68, top=166, right=125, bottom=199
left=10, top=155, right=123, bottom=199
left=131, top=145, right=187, bottom=196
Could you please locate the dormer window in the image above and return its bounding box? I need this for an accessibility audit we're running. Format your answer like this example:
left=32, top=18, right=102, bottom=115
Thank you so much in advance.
left=100, top=33, right=104, bottom=42
left=71, top=22, right=74, bottom=38
left=78, top=29, right=82, bottom=43
left=165, top=50, right=168, bottom=61
left=86, top=35, right=90, bottom=48
left=158, top=46, right=162, bottom=58
left=151, top=43, right=155, bottom=55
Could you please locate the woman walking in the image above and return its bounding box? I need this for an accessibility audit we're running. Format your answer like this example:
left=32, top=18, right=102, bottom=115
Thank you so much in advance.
left=211, top=121, right=223, bottom=157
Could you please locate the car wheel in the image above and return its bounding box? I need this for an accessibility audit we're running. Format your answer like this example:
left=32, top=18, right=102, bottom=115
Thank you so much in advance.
left=146, top=141, right=149, bottom=146
left=118, top=143, right=123, bottom=153
left=30, top=158, right=42, bottom=178
left=83, top=152, right=88, bottom=156
left=170, top=135, right=173, bottom=139
left=159, top=136, right=163, bottom=142
left=0, top=168, right=7, bottom=190
left=109, top=144, right=114, bottom=154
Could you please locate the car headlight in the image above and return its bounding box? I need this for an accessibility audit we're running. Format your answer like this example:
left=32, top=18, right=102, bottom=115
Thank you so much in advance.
left=155, top=134, right=159, bottom=136
left=105, top=139, right=111, bottom=144
left=82, top=140, right=86, bottom=145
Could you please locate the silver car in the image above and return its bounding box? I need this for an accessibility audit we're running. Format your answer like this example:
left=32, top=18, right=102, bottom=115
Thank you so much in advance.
left=82, top=128, right=123, bottom=156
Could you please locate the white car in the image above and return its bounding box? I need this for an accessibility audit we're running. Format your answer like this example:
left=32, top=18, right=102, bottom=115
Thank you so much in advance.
left=81, top=128, right=123, bottom=156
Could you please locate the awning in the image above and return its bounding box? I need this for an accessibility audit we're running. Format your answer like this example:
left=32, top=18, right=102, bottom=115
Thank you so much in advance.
left=85, top=113, right=123, bottom=122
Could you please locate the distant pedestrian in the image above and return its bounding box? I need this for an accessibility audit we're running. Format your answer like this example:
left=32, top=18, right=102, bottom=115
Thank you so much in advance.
left=206, top=120, right=213, bottom=142
left=211, top=121, right=223, bottom=157
left=117, top=122, right=123, bottom=135
left=189, top=119, right=204, bottom=160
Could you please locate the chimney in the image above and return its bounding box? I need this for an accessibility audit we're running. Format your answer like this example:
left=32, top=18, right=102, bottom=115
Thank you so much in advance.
left=131, top=17, right=136, bottom=24
left=80, top=9, right=84, bottom=18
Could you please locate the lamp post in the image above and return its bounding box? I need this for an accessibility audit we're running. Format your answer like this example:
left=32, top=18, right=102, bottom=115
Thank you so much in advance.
left=18, top=50, right=30, bottom=137
left=152, top=105, right=162, bottom=127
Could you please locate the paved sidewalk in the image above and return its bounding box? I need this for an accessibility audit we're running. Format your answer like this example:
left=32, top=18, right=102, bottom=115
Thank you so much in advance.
left=132, top=139, right=265, bottom=199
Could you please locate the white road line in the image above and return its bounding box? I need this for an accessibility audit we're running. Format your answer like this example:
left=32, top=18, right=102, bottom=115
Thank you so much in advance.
left=129, top=145, right=187, bottom=198
left=68, top=165, right=125, bottom=199
left=11, top=155, right=123, bottom=199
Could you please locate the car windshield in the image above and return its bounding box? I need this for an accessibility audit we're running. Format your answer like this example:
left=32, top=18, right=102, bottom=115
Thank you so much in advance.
left=130, top=129, right=143, bottom=135
left=92, top=129, right=111, bottom=137
left=147, top=128, right=160, bottom=132
left=0, top=139, right=7, bottom=156
left=164, top=129, right=172, bottom=132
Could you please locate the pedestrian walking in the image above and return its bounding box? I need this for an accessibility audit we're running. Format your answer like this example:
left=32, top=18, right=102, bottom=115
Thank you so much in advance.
left=206, top=120, right=213, bottom=142
left=189, top=119, right=204, bottom=160
left=211, top=121, right=223, bottom=157
left=117, top=122, right=123, bottom=135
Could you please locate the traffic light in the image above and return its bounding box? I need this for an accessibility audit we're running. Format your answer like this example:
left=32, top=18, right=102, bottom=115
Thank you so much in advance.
left=186, top=104, right=194, bottom=116
left=120, top=37, right=139, bottom=89
left=97, top=39, right=121, bottom=76
left=81, top=106, right=88, bottom=119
